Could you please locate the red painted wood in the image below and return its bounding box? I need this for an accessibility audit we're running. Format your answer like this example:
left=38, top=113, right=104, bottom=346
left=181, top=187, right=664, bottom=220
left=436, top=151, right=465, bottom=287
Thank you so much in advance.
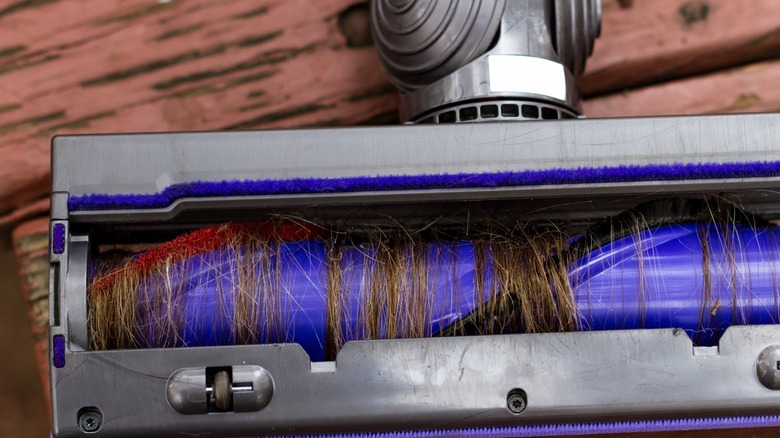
left=584, top=59, right=780, bottom=117
left=0, top=0, right=395, bottom=214
left=581, top=0, right=780, bottom=96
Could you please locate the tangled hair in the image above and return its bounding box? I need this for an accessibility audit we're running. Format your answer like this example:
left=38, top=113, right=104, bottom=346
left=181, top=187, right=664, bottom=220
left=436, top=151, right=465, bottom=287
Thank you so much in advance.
left=88, top=199, right=780, bottom=359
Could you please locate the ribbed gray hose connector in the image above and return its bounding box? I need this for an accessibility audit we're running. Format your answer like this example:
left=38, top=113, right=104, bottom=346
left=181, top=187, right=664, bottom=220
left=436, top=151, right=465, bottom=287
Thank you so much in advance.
left=371, top=0, right=506, bottom=91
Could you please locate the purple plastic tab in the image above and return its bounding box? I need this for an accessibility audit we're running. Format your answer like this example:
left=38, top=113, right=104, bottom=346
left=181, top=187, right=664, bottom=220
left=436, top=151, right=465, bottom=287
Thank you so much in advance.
left=52, top=223, right=65, bottom=255
left=52, top=335, right=65, bottom=368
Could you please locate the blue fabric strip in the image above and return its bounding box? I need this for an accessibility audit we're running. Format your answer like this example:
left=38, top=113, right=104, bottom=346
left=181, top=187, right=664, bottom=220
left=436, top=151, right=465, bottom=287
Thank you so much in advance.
left=259, top=415, right=780, bottom=437
left=68, top=161, right=780, bottom=211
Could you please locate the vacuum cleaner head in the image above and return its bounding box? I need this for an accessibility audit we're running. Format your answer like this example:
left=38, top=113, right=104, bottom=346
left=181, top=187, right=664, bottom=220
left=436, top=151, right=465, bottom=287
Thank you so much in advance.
left=50, top=113, right=780, bottom=437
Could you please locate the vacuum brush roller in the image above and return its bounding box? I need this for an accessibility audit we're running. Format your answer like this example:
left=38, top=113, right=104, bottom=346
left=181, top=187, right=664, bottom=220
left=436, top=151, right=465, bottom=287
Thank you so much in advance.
left=371, top=0, right=601, bottom=123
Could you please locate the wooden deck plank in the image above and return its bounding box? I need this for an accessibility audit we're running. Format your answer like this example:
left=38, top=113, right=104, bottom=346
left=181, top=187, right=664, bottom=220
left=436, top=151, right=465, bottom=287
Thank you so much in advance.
left=583, top=59, right=780, bottom=117
left=0, top=0, right=395, bottom=215
left=11, top=217, right=50, bottom=410
left=580, top=0, right=780, bottom=96
left=1, top=0, right=780, bottom=215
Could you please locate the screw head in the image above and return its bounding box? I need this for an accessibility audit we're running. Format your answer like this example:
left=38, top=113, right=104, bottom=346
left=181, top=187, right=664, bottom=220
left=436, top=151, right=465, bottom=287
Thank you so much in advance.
left=506, top=390, right=527, bottom=414
left=79, top=411, right=102, bottom=433
left=757, top=345, right=780, bottom=390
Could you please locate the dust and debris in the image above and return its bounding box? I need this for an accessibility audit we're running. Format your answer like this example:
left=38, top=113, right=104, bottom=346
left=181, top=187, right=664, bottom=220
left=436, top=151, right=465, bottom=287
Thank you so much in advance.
left=710, top=298, right=721, bottom=317
left=678, top=1, right=711, bottom=27
left=729, top=92, right=761, bottom=111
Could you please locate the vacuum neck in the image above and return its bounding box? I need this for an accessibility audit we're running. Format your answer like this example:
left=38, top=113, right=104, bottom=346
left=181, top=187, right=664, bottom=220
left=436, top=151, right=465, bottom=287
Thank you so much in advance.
left=371, top=0, right=601, bottom=123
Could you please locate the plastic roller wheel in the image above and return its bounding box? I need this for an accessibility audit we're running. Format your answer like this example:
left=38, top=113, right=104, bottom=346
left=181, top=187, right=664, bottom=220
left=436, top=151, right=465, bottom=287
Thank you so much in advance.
left=213, top=370, right=231, bottom=410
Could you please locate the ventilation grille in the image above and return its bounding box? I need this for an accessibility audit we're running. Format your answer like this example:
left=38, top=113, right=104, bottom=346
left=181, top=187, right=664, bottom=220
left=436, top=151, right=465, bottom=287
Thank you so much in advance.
left=414, top=101, right=578, bottom=124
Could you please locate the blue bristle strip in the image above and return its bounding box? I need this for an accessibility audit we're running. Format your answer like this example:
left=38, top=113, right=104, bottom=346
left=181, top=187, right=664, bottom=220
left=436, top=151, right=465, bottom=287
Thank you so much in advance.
left=69, top=161, right=780, bottom=211
left=255, top=415, right=780, bottom=438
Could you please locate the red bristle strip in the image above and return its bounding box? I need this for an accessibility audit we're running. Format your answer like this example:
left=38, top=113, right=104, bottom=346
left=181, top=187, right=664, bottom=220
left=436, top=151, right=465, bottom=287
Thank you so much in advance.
left=88, top=220, right=319, bottom=298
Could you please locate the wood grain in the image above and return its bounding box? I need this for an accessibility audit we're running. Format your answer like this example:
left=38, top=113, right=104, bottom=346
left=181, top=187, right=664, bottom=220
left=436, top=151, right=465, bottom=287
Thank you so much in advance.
left=1, top=0, right=780, bottom=215
left=584, top=59, right=780, bottom=117
left=0, top=238, right=49, bottom=438
left=11, top=217, right=50, bottom=409
left=0, top=0, right=396, bottom=215
left=581, top=0, right=780, bottom=96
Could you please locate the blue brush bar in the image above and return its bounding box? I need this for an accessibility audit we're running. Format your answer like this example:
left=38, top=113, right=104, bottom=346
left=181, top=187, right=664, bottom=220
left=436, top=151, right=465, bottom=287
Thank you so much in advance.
left=136, top=241, right=487, bottom=361
left=134, top=222, right=780, bottom=361
left=572, top=222, right=780, bottom=346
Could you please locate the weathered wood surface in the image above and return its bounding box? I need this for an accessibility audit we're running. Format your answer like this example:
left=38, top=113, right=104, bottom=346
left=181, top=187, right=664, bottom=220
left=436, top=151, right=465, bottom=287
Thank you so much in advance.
left=6, top=0, right=780, bottom=436
left=11, top=218, right=50, bottom=410
left=584, top=59, right=780, bottom=117
left=581, top=0, right=780, bottom=96
left=0, top=237, right=49, bottom=438
left=0, top=0, right=396, bottom=217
